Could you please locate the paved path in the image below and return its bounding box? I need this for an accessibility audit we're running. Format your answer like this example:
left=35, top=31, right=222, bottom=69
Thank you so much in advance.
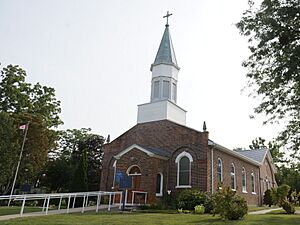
left=0, top=205, right=119, bottom=221
left=249, top=207, right=282, bottom=215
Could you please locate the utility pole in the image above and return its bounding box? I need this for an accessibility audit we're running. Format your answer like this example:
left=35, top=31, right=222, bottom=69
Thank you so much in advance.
left=8, top=122, right=29, bottom=206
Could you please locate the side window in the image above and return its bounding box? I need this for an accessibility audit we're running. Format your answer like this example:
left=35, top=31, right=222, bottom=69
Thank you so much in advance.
left=217, top=158, right=223, bottom=184
left=156, top=173, right=163, bottom=196
left=175, top=151, right=193, bottom=188
left=242, top=167, right=247, bottom=192
left=230, top=163, right=236, bottom=190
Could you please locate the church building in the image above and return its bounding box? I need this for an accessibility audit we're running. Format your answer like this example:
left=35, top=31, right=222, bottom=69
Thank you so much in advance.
left=100, top=16, right=277, bottom=206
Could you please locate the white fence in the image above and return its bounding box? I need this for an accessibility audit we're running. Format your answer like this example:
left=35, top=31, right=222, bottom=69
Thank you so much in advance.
left=0, top=191, right=122, bottom=216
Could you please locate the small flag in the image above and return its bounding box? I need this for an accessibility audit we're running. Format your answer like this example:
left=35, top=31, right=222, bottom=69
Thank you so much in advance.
left=19, top=124, right=27, bottom=130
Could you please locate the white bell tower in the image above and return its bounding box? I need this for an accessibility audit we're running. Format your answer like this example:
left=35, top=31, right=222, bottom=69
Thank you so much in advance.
left=137, top=12, right=187, bottom=125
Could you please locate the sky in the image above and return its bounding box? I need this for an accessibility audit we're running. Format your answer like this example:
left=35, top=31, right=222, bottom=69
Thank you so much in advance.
left=0, top=0, right=282, bottom=149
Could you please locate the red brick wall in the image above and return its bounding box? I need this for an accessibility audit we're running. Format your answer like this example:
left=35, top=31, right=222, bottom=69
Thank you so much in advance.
left=207, top=147, right=260, bottom=205
left=100, top=120, right=209, bottom=202
left=100, top=119, right=275, bottom=206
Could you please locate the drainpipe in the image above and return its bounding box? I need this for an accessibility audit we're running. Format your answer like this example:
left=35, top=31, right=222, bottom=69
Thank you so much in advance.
left=258, top=169, right=261, bottom=206
left=211, top=147, right=214, bottom=194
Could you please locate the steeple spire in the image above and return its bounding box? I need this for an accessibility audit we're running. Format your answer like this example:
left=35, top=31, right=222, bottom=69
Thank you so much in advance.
left=150, top=14, right=179, bottom=71
left=137, top=14, right=186, bottom=126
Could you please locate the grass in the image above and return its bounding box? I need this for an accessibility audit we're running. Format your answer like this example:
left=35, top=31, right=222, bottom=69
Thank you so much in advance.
left=0, top=212, right=300, bottom=225
left=247, top=205, right=278, bottom=212
left=0, top=207, right=41, bottom=216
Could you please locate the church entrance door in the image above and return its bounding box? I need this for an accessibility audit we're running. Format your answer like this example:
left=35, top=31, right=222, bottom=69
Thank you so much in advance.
left=127, top=165, right=141, bottom=190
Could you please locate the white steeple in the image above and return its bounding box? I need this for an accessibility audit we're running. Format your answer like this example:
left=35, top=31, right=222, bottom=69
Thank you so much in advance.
left=137, top=14, right=187, bottom=125
left=150, top=24, right=179, bottom=104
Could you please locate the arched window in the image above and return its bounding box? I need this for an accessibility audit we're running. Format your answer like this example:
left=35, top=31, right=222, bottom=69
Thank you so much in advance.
left=175, top=151, right=193, bottom=188
left=230, top=163, right=236, bottom=190
left=242, top=167, right=247, bottom=192
left=266, top=177, right=269, bottom=190
left=217, top=158, right=223, bottom=184
left=127, top=165, right=141, bottom=190
left=251, top=171, right=256, bottom=194
left=156, top=173, right=163, bottom=197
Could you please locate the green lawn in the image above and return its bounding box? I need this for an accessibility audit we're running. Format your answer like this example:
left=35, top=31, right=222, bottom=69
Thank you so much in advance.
left=0, top=213, right=300, bottom=225
left=247, top=205, right=278, bottom=212
left=0, top=207, right=41, bottom=216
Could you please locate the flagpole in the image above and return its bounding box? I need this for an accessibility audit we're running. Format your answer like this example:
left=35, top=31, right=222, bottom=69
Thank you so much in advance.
left=8, top=122, right=29, bottom=206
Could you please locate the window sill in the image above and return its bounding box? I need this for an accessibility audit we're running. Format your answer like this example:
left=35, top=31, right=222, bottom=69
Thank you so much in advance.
left=176, top=185, right=191, bottom=189
left=156, top=193, right=163, bottom=197
left=231, top=188, right=236, bottom=191
left=242, top=191, right=248, bottom=194
left=251, top=192, right=257, bottom=195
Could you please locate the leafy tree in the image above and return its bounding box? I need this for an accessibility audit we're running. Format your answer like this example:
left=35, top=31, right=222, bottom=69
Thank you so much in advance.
left=276, top=163, right=300, bottom=192
left=0, top=65, right=63, bottom=128
left=75, top=134, right=105, bottom=191
left=45, top=129, right=105, bottom=192
left=0, top=112, right=19, bottom=194
left=0, top=64, right=63, bottom=193
left=43, top=159, right=73, bottom=192
left=237, top=0, right=300, bottom=155
left=70, top=150, right=88, bottom=192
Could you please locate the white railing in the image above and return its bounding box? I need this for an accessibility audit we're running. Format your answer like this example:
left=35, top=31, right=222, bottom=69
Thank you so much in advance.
left=0, top=191, right=122, bottom=217
left=125, top=190, right=147, bottom=206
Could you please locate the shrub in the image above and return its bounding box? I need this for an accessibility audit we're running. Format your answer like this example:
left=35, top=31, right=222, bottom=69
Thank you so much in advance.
left=177, top=189, right=212, bottom=213
left=194, top=205, right=205, bottom=214
left=263, top=189, right=273, bottom=207
left=271, top=184, right=290, bottom=206
left=282, top=200, right=295, bottom=214
left=212, top=187, right=248, bottom=220
left=271, top=184, right=297, bottom=214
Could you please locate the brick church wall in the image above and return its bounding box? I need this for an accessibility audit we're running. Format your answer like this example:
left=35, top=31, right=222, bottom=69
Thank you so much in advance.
left=100, top=120, right=209, bottom=201
left=207, top=147, right=260, bottom=205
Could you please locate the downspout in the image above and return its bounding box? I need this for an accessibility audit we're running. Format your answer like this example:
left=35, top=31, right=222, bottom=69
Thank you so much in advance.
left=211, top=147, right=214, bottom=194
left=258, top=168, right=262, bottom=206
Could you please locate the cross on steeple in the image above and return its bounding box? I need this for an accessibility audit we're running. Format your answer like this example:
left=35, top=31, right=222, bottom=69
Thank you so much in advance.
left=163, top=11, right=172, bottom=26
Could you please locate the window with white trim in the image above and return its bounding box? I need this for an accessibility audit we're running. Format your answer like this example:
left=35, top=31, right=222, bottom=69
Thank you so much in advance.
left=156, top=173, right=163, bottom=196
left=266, top=177, right=269, bottom=190
left=242, top=167, right=247, bottom=192
left=217, top=158, right=223, bottom=184
left=175, top=151, right=193, bottom=187
left=251, top=172, right=256, bottom=193
left=230, top=163, right=236, bottom=190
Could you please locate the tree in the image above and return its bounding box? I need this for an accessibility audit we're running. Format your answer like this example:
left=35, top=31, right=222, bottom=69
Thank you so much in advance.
left=77, top=134, right=105, bottom=190
left=276, top=163, right=300, bottom=192
left=70, top=150, right=88, bottom=193
left=0, top=65, right=63, bottom=128
left=0, top=64, right=63, bottom=193
left=237, top=0, right=300, bottom=155
left=44, top=129, right=105, bottom=192
left=0, top=112, right=19, bottom=194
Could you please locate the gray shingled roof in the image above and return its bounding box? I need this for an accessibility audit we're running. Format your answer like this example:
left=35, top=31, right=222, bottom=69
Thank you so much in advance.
left=150, top=25, right=179, bottom=71
left=235, top=149, right=268, bottom=164
left=143, top=146, right=171, bottom=158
